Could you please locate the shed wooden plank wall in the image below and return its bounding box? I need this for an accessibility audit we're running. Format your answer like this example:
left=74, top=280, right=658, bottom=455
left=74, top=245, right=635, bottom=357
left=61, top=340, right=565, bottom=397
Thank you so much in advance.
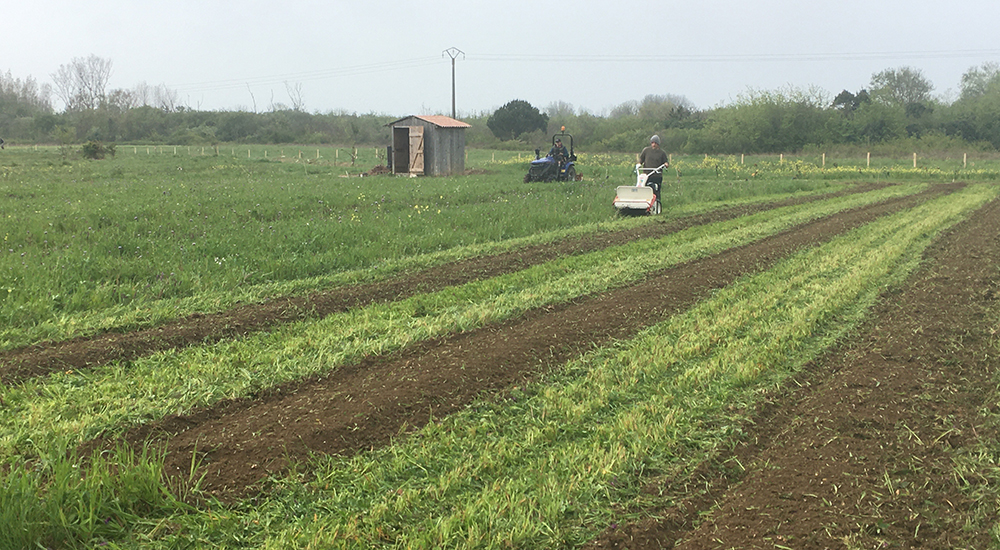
left=389, top=116, right=467, bottom=177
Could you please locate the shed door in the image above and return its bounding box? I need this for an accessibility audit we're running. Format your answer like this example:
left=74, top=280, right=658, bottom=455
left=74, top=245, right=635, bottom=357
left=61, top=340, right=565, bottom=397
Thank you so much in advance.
left=408, top=127, right=424, bottom=175
left=392, top=127, right=410, bottom=174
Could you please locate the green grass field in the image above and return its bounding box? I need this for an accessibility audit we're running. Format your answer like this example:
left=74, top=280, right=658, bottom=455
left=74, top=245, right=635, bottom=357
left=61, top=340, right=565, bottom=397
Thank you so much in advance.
left=1, top=146, right=865, bottom=350
left=2, top=145, right=1000, bottom=549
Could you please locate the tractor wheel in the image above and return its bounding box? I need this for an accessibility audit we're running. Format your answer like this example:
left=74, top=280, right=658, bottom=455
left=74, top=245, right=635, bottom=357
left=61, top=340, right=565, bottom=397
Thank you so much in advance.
left=565, top=166, right=577, bottom=182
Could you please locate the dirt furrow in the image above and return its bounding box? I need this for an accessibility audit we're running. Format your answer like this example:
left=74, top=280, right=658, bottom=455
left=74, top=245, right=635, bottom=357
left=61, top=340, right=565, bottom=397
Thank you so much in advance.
left=87, top=184, right=958, bottom=500
left=586, top=191, right=1000, bottom=549
left=0, top=184, right=890, bottom=385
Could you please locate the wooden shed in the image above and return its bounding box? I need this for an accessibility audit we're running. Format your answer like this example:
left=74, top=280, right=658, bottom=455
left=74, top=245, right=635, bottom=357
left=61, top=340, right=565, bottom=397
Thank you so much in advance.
left=388, top=115, right=470, bottom=177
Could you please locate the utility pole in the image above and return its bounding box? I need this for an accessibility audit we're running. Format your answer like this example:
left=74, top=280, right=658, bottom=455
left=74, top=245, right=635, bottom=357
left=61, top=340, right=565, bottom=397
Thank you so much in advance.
left=442, top=47, right=464, bottom=119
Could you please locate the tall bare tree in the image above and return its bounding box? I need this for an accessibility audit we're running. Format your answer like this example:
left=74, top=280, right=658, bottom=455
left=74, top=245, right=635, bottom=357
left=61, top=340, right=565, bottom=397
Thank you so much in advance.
left=132, top=81, right=153, bottom=106
left=285, top=81, right=305, bottom=112
left=51, top=55, right=113, bottom=110
left=50, top=64, right=75, bottom=109
left=153, top=84, right=180, bottom=112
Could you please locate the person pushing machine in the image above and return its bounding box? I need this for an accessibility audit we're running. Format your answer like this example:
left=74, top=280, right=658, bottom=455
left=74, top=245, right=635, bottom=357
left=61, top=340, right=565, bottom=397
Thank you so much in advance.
left=638, top=135, right=668, bottom=202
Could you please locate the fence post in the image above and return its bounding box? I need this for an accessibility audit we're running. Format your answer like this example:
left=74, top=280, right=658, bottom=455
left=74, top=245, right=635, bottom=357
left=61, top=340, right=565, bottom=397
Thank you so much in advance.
left=913, top=153, right=917, bottom=168
left=822, top=153, right=826, bottom=168
left=867, top=152, right=871, bottom=168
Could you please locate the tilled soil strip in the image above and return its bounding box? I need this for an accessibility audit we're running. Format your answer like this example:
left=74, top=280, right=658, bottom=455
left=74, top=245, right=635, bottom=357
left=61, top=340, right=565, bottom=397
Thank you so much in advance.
left=1, top=184, right=891, bottom=385
left=92, top=183, right=960, bottom=500
left=586, top=193, right=1000, bottom=549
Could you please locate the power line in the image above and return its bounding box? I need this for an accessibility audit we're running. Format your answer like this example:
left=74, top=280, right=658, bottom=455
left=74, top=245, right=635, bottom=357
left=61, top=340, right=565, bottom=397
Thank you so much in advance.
left=172, top=56, right=442, bottom=95
left=168, top=48, right=1000, bottom=98
left=472, top=49, right=1000, bottom=63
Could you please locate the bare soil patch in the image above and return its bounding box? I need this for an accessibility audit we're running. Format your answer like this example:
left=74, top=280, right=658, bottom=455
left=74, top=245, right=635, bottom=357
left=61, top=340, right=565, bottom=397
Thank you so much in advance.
left=586, top=190, right=1000, bottom=549
left=78, top=184, right=954, bottom=501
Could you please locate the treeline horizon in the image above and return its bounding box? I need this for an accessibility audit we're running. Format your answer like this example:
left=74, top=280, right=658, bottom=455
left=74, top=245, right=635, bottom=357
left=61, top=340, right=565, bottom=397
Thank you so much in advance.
left=2, top=58, right=1000, bottom=156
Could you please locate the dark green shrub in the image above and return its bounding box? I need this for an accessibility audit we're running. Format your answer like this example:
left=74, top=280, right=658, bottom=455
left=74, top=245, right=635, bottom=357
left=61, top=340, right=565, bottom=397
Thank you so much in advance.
left=81, top=140, right=115, bottom=159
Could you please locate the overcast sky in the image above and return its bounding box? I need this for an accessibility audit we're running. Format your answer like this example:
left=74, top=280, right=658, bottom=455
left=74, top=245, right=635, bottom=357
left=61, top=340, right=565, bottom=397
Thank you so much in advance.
left=6, top=0, right=1000, bottom=116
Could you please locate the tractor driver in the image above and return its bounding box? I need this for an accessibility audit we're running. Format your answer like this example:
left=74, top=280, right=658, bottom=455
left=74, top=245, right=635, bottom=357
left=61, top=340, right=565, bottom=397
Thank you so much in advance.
left=639, top=134, right=669, bottom=201
left=549, top=138, right=568, bottom=164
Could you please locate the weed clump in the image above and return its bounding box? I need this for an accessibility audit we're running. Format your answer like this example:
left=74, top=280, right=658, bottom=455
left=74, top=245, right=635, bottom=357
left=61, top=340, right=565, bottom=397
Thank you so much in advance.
left=81, top=140, right=115, bottom=160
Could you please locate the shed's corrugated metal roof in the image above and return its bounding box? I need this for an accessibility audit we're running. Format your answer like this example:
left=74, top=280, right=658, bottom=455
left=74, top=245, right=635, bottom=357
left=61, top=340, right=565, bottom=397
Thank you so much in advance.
left=388, top=115, right=471, bottom=128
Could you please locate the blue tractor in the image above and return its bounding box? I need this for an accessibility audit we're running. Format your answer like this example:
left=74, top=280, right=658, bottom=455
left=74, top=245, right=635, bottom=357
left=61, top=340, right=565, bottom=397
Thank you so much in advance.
left=524, top=131, right=578, bottom=182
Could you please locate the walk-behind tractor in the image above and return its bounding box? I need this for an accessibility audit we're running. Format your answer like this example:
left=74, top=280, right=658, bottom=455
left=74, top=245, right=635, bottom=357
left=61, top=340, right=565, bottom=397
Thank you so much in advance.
left=613, top=163, right=667, bottom=215
left=524, top=131, right=578, bottom=182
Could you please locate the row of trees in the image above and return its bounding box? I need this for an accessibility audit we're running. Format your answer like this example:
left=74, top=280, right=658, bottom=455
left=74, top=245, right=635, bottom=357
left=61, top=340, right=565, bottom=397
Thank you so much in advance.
left=0, top=56, right=394, bottom=146
left=2, top=57, right=1000, bottom=154
left=480, top=65, right=1000, bottom=155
